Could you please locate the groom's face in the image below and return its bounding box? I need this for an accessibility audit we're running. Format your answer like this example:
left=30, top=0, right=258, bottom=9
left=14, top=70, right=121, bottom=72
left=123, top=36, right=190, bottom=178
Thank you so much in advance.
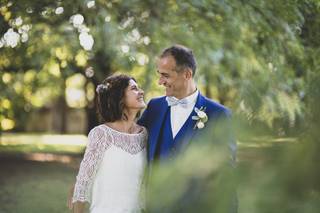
left=157, top=55, right=187, bottom=99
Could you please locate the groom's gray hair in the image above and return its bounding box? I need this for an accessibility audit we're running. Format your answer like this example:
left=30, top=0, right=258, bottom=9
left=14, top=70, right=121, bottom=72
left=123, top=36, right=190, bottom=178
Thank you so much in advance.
left=160, top=44, right=197, bottom=76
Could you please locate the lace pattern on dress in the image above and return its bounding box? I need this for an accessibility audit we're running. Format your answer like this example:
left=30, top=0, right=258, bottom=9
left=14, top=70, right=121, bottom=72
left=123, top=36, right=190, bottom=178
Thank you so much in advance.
left=72, top=126, right=112, bottom=203
left=72, top=124, right=148, bottom=203
left=102, top=125, right=147, bottom=154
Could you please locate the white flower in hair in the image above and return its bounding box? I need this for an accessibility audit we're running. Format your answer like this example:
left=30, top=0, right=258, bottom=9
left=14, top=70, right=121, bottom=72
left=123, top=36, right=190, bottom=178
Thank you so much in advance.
left=96, top=83, right=110, bottom=93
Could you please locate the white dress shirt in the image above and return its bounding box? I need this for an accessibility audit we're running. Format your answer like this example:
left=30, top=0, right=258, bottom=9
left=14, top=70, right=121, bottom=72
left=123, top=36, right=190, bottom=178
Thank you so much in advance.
left=170, top=90, right=199, bottom=138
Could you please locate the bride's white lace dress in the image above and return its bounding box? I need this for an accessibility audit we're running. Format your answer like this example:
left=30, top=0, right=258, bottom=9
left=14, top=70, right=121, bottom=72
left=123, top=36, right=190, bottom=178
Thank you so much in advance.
left=72, top=124, right=148, bottom=213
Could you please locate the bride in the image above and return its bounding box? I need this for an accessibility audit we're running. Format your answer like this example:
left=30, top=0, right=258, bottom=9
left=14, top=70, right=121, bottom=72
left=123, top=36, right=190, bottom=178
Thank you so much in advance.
left=70, top=74, right=147, bottom=213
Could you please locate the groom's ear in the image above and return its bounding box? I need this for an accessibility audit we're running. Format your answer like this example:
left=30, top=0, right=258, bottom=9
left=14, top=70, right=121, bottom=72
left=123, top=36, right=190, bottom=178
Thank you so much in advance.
left=184, top=68, right=193, bottom=80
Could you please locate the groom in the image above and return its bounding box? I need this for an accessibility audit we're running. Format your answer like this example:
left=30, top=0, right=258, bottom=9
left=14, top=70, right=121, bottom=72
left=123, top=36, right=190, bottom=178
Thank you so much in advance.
left=138, top=44, right=236, bottom=163
left=138, top=45, right=237, bottom=212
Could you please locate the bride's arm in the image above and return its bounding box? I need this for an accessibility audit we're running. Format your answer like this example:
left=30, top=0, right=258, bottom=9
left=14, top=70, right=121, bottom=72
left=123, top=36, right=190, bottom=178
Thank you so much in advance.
left=71, top=126, right=111, bottom=208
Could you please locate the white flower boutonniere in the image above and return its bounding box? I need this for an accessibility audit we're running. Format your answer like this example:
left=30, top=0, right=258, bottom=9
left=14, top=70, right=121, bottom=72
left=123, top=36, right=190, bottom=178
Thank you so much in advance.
left=192, top=107, right=208, bottom=129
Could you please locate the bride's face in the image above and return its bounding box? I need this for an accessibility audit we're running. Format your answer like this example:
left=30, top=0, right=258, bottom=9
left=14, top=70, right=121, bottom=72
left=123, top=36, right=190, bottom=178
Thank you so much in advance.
left=123, top=79, right=146, bottom=110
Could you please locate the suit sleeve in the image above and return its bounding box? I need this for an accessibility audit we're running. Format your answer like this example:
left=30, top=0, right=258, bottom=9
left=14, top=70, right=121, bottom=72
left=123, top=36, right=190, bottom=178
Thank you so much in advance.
left=205, top=107, right=238, bottom=213
left=137, top=100, right=152, bottom=127
left=225, top=110, right=237, bottom=168
left=220, top=109, right=238, bottom=213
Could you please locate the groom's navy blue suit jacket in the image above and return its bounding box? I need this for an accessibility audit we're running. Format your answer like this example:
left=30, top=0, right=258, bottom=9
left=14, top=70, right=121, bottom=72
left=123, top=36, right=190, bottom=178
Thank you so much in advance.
left=138, top=92, right=238, bottom=212
left=138, top=92, right=237, bottom=163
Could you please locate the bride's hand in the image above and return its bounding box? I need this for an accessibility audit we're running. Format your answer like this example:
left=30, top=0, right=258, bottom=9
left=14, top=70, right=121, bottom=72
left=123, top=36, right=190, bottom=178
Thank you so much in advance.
left=72, top=202, right=86, bottom=213
left=67, top=184, right=75, bottom=210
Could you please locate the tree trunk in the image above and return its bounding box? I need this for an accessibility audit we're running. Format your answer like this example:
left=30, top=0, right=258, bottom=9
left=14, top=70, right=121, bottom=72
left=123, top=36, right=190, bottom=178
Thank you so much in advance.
left=52, top=82, right=67, bottom=133
left=86, top=98, right=99, bottom=134
left=85, top=50, right=112, bottom=134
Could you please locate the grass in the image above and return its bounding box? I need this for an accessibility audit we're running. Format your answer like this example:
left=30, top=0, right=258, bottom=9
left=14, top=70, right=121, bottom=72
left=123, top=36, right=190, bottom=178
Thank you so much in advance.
left=0, top=134, right=87, bottom=213
left=0, top=158, right=79, bottom=213
left=0, top=133, right=299, bottom=212
left=0, top=133, right=86, bottom=155
left=0, top=133, right=297, bottom=154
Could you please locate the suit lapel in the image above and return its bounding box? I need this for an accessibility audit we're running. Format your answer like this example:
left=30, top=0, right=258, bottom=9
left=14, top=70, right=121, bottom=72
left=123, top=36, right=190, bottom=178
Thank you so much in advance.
left=173, top=93, right=206, bottom=147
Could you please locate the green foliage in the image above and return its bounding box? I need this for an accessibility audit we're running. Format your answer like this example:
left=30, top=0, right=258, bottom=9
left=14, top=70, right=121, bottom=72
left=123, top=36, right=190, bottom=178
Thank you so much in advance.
left=1, top=0, right=319, bottom=134
left=147, top=118, right=237, bottom=212
left=2, top=2, right=320, bottom=210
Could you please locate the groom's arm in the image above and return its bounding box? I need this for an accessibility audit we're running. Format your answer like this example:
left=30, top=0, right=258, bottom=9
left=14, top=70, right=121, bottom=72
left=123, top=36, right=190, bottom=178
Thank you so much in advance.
left=216, top=109, right=238, bottom=213
left=224, top=110, right=238, bottom=213
left=208, top=107, right=237, bottom=167
left=137, top=109, right=148, bottom=127
left=204, top=106, right=238, bottom=213
left=225, top=110, right=237, bottom=168
left=138, top=100, right=152, bottom=127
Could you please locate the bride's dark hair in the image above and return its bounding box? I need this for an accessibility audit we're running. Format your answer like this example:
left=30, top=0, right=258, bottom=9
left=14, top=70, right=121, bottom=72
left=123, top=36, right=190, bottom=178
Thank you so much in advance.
left=96, top=74, right=137, bottom=122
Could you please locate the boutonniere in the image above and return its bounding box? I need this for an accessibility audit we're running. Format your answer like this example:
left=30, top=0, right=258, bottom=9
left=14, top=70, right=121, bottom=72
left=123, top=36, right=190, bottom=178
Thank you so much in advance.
left=192, top=107, right=208, bottom=129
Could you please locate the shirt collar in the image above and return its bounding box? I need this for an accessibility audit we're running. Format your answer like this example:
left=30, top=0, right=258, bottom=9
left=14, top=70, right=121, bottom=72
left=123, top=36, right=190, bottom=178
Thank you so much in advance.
left=184, top=89, right=199, bottom=105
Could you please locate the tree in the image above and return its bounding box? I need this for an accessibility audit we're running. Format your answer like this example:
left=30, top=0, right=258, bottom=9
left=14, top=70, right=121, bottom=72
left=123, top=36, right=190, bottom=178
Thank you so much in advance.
left=1, top=0, right=319, bottom=135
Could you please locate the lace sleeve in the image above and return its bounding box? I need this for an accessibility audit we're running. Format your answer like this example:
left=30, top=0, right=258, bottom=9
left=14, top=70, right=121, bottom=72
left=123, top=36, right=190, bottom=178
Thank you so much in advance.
left=72, top=126, right=112, bottom=203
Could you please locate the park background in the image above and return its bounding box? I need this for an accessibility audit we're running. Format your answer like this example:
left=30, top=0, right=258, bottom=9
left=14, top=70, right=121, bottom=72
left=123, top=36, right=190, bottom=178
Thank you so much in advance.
left=1, top=0, right=320, bottom=212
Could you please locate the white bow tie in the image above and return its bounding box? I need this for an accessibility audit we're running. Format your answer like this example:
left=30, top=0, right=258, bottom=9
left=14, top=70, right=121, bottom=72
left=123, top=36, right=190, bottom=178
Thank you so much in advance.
left=166, top=96, right=189, bottom=108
